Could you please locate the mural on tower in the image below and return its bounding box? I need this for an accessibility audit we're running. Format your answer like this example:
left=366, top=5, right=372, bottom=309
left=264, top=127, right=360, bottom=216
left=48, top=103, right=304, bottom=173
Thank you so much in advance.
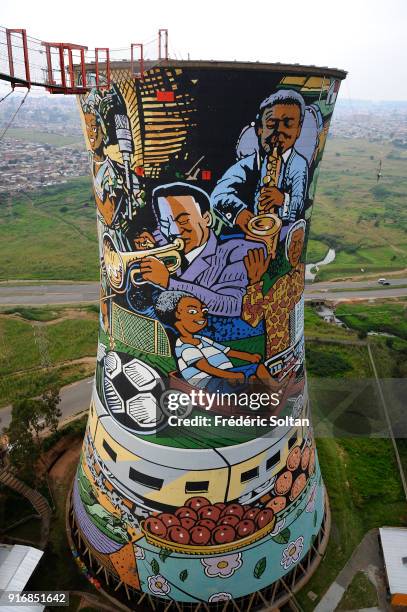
left=73, top=63, right=344, bottom=604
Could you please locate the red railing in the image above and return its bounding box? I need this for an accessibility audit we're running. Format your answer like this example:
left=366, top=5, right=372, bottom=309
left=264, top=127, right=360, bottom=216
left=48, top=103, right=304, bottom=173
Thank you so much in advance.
left=0, top=26, right=169, bottom=94
left=131, top=44, right=144, bottom=81
left=6, top=29, right=30, bottom=86
left=95, top=48, right=111, bottom=90
left=158, top=29, right=168, bottom=62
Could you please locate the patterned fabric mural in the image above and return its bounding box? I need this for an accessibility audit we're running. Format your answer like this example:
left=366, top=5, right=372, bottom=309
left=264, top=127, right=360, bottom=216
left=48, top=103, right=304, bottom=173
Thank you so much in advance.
left=74, top=62, right=345, bottom=604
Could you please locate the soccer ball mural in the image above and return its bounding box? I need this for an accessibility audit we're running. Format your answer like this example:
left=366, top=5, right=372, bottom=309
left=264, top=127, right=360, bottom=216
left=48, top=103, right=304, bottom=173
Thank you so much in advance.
left=69, top=60, right=346, bottom=609
left=102, top=351, right=166, bottom=433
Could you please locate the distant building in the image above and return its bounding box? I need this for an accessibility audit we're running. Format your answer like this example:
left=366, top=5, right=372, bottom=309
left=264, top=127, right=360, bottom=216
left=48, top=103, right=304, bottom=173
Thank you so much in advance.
left=0, top=544, right=44, bottom=612
left=379, top=527, right=407, bottom=608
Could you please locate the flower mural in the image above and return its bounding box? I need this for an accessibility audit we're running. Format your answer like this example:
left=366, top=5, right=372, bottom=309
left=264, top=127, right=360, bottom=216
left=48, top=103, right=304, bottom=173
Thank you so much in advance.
left=202, top=553, right=243, bottom=578
left=134, top=544, right=145, bottom=559
left=147, top=574, right=171, bottom=596
left=208, top=592, right=233, bottom=602
left=281, top=536, right=304, bottom=570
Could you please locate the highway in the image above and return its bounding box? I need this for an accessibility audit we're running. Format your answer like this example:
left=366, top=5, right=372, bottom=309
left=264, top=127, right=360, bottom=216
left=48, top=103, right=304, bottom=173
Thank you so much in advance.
left=306, top=286, right=407, bottom=301
left=0, top=283, right=98, bottom=305
left=307, top=276, right=407, bottom=290
left=1, top=278, right=407, bottom=306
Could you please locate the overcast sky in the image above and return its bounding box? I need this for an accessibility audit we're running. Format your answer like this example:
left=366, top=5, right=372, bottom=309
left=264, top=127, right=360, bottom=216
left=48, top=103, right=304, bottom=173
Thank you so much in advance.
left=1, top=0, right=407, bottom=100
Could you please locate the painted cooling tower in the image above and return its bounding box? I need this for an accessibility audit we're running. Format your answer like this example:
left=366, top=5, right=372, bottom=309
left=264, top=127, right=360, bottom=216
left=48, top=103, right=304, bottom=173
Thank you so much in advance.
left=69, top=61, right=345, bottom=609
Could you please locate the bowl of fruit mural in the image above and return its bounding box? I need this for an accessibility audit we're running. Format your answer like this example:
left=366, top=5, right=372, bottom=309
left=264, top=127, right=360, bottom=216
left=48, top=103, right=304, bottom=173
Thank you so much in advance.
left=142, top=496, right=276, bottom=555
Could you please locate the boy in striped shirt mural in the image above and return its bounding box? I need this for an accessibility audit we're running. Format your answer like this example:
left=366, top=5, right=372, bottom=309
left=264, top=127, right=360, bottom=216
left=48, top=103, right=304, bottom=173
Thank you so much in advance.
left=155, top=290, right=272, bottom=393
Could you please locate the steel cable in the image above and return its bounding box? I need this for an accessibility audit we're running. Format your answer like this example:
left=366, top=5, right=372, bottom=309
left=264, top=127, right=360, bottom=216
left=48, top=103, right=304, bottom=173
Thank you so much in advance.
left=0, top=88, right=29, bottom=142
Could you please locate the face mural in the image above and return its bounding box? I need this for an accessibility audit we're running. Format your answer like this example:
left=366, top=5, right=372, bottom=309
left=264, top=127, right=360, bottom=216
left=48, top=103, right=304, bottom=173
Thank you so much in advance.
left=74, top=64, right=344, bottom=605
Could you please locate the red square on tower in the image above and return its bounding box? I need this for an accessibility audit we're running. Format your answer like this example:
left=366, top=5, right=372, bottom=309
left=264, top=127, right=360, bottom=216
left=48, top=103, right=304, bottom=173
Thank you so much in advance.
left=156, top=90, right=175, bottom=102
left=201, top=170, right=212, bottom=180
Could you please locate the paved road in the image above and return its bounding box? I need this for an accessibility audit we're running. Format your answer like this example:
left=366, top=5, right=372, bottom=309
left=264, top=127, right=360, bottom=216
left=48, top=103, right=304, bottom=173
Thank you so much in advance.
left=306, top=286, right=407, bottom=300
left=0, top=280, right=406, bottom=306
left=0, top=283, right=98, bottom=305
left=307, top=276, right=407, bottom=290
left=0, top=376, right=94, bottom=430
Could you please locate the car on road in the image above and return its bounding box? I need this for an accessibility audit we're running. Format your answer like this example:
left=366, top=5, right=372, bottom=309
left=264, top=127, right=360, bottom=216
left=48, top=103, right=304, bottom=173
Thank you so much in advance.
left=378, top=278, right=390, bottom=286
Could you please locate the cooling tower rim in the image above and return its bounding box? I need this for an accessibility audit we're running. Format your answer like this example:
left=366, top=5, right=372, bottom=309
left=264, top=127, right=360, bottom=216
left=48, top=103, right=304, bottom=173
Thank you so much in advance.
left=84, top=59, right=347, bottom=80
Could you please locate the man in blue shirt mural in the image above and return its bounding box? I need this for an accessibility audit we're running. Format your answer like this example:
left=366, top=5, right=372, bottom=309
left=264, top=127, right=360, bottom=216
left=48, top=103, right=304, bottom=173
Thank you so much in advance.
left=211, top=89, right=308, bottom=235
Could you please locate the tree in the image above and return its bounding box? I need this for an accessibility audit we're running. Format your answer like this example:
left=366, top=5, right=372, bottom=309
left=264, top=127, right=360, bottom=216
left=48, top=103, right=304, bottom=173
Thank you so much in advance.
left=39, top=388, right=62, bottom=434
left=6, top=388, right=61, bottom=482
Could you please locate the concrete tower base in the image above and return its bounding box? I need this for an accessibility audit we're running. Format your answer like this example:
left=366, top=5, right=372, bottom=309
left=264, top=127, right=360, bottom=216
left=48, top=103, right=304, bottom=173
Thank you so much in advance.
left=66, top=487, right=331, bottom=611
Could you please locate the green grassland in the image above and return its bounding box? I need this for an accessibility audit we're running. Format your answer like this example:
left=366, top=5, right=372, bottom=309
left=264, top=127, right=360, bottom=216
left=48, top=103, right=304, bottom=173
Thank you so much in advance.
left=0, top=307, right=98, bottom=406
left=307, top=342, right=372, bottom=377
left=306, top=239, right=329, bottom=263
left=336, top=299, right=407, bottom=339
left=0, top=177, right=99, bottom=281
left=305, top=306, right=358, bottom=341
left=1, top=306, right=71, bottom=321
left=0, top=316, right=97, bottom=375
left=309, top=138, right=407, bottom=278
left=5, top=128, right=83, bottom=147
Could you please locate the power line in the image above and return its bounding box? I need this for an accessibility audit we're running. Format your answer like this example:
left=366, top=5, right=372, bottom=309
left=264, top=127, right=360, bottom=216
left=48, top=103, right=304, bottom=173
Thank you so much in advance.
left=367, top=342, right=407, bottom=501
left=0, top=89, right=14, bottom=103
left=0, top=88, right=29, bottom=142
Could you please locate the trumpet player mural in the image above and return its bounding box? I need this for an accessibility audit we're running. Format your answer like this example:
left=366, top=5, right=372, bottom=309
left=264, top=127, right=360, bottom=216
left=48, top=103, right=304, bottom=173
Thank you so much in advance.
left=70, top=61, right=346, bottom=609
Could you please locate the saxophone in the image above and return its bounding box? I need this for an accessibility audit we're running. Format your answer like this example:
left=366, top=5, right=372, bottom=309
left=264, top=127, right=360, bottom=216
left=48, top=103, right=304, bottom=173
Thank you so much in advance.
left=246, top=146, right=282, bottom=257
left=258, top=146, right=282, bottom=210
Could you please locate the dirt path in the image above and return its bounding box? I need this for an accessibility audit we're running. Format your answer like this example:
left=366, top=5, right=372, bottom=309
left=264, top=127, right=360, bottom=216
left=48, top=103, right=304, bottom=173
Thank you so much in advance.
left=0, top=308, right=97, bottom=326
left=48, top=439, right=82, bottom=483
left=4, top=356, right=95, bottom=378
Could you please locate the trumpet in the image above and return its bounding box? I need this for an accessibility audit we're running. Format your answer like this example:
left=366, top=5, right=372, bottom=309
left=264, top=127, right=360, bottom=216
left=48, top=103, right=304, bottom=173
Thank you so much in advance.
left=103, top=233, right=184, bottom=292
left=246, top=146, right=282, bottom=258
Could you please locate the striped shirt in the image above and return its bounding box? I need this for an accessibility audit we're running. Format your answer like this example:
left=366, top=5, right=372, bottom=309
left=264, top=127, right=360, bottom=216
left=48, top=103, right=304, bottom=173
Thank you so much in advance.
left=175, top=335, right=233, bottom=388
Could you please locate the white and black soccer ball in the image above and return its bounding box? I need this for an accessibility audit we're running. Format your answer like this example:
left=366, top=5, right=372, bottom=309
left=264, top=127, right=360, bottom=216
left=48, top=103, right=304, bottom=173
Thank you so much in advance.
left=103, top=351, right=166, bottom=434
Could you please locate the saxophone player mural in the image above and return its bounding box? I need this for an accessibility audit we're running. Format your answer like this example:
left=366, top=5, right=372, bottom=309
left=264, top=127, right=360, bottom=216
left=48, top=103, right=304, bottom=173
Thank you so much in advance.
left=70, top=62, right=346, bottom=609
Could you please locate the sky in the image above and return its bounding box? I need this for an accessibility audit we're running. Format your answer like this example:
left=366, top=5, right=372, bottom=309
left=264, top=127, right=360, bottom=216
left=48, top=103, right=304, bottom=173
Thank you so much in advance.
left=1, top=0, right=407, bottom=101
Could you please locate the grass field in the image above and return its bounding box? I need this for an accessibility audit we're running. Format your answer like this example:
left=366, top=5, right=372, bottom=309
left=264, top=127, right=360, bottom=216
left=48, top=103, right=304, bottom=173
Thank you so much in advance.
left=336, top=299, right=407, bottom=340
left=5, top=128, right=83, bottom=147
left=0, top=176, right=99, bottom=281
left=0, top=314, right=97, bottom=375
left=310, top=138, right=407, bottom=280
left=0, top=306, right=98, bottom=407
left=1, top=306, right=73, bottom=321
left=305, top=306, right=359, bottom=341
left=306, top=239, right=329, bottom=264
